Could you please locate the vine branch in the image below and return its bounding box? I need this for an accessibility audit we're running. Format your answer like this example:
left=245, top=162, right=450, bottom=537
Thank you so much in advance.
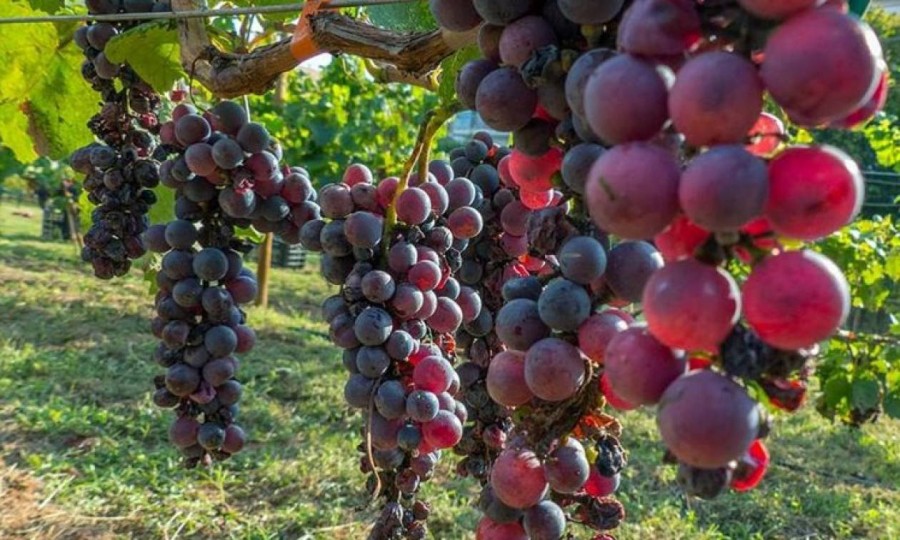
left=172, top=0, right=477, bottom=98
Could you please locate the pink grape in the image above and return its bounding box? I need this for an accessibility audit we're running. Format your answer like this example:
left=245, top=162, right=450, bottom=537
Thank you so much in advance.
left=679, top=145, right=769, bottom=232
left=761, top=8, right=881, bottom=126
left=414, top=355, right=455, bottom=393
left=586, top=142, right=680, bottom=239
left=414, top=290, right=438, bottom=320
left=643, top=259, right=741, bottom=352
left=601, top=373, right=637, bottom=411
left=519, top=188, right=554, bottom=210
left=578, top=312, right=628, bottom=364
left=427, top=297, right=463, bottom=334
left=765, top=145, right=863, bottom=241
left=396, top=187, right=432, bottom=225
left=375, top=176, right=399, bottom=209
left=500, top=201, right=531, bottom=236
left=476, top=67, right=538, bottom=132
left=524, top=338, right=586, bottom=402
left=486, top=350, right=534, bottom=407
left=408, top=260, right=442, bottom=291
left=448, top=206, right=484, bottom=239
left=422, top=410, right=463, bottom=449
left=617, top=0, right=702, bottom=57
left=543, top=438, right=590, bottom=494
left=508, top=147, right=562, bottom=192
left=342, top=163, right=373, bottom=186
left=499, top=15, right=558, bottom=68
left=476, top=517, right=528, bottom=540
left=604, top=326, right=685, bottom=406
left=491, top=447, right=549, bottom=509
left=742, top=250, right=850, bottom=350
left=657, top=370, right=760, bottom=468
left=653, top=215, right=710, bottom=262
left=584, top=468, right=620, bottom=497
left=669, top=52, right=763, bottom=147
left=583, top=54, right=670, bottom=145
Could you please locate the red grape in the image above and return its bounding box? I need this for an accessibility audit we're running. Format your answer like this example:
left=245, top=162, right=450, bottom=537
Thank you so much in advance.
left=544, top=438, right=590, bottom=494
left=583, top=55, right=670, bottom=145
left=487, top=350, right=533, bottom=407
left=414, top=355, right=455, bottom=393
left=422, top=410, right=463, bottom=449
left=731, top=439, right=770, bottom=492
left=669, top=52, right=763, bottom=147
left=765, top=145, right=863, bottom=241
left=491, top=447, right=549, bottom=509
left=643, top=260, right=741, bottom=352
left=524, top=338, right=586, bottom=402
left=476, top=67, right=538, bottom=131
left=657, top=370, right=760, bottom=468
left=508, top=147, right=563, bottom=192
left=761, top=8, right=880, bottom=126
left=617, top=0, right=701, bottom=57
left=499, top=15, right=558, bottom=68
left=476, top=517, right=528, bottom=540
left=600, top=373, right=637, bottom=411
left=584, top=468, right=620, bottom=497
left=743, top=250, right=850, bottom=350
left=429, top=0, right=482, bottom=31
left=448, top=206, right=484, bottom=239
left=653, top=215, right=710, bottom=262
left=605, top=326, right=685, bottom=406
left=586, top=143, right=680, bottom=239
left=578, top=312, right=628, bottom=364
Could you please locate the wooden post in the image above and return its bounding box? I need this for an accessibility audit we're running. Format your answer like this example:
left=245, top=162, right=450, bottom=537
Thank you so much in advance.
left=256, top=232, right=273, bottom=307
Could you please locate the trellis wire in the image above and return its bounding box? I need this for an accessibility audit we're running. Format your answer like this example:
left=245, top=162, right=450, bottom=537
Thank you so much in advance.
left=0, top=0, right=421, bottom=25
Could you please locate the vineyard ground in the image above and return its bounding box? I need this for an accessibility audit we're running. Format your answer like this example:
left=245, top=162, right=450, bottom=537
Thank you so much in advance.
left=0, top=200, right=898, bottom=540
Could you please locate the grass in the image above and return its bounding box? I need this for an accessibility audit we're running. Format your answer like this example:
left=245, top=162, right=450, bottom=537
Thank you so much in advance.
left=0, top=199, right=898, bottom=540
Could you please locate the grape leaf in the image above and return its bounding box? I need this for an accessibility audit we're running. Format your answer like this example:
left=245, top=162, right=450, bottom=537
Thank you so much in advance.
left=105, top=22, right=185, bottom=94
left=884, top=390, right=900, bottom=419
left=438, top=44, right=480, bottom=105
left=823, top=374, right=851, bottom=408
left=366, top=4, right=436, bottom=32
left=850, top=376, right=881, bottom=411
left=26, top=0, right=64, bottom=14
left=0, top=3, right=95, bottom=162
left=23, top=42, right=99, bottom=160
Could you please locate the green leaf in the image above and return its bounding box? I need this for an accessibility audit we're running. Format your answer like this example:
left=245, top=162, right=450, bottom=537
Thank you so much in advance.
left=366, top=4, right=436, bottom=32
left=22, top=41, right=98, bottom=160
left=849, top=0, right=870, bottom=17
left=26, top=0, right=64, bottom=13
left=885, top=390, right=900, bottom=419
left=438, top=44, right=480, bottom=105
left=850, top=376, right=881, bottom=411
left=235, top=226, right=265, bottom=244
left=824, top=374, right=852, bottom=408
left=105, top=22, right=185, bottom=93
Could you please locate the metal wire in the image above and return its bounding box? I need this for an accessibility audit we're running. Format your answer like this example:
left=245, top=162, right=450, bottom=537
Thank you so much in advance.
left=0, top=0, right=420, bottom=25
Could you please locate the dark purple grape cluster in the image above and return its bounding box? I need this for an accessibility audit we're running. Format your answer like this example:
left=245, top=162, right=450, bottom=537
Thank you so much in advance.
left=303, top=162, right=492, bottom=539
left=156, top=100, right=319, bottom=242
left=69, top=1, right=170, bottom=278
left=142, top=102, right=316, bottom=466
left=144, top=220, right=253, bottom=467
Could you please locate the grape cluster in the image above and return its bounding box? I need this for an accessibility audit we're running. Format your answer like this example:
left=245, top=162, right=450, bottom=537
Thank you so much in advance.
left=434, top=0, right=882, bottom=536
left=144, top=101, right=315, bottom=466
left=144, top=220, right=252, bottom=467
left=157, top=100, right=319, bottom=241
left=69, top=1, right=170, bottom=278
left=302, top=161, right=495, bottom=539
